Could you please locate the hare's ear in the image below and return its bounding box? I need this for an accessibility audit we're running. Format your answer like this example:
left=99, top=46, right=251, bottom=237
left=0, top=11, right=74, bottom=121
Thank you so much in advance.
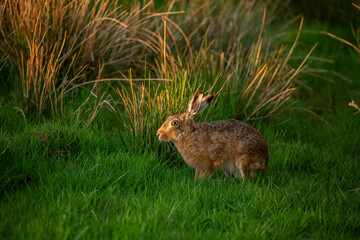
left=186, top=92, right=204, bottom=119
left=186, top=92, right=214, bottom=119
left=198, top=94, right=213, bottom=114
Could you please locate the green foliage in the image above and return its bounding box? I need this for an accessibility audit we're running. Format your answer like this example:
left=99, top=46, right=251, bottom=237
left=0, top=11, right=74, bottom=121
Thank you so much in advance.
left=0, top=121, right=119, bottom=194
left=278, top=0, right=360, bottom=24
left=0, top=123, right=359, bottom=239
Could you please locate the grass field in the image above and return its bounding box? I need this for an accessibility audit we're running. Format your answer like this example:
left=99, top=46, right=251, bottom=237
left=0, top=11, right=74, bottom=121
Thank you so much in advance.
left=1, top=119, right=360, bottom=239
left=1, top=1, right=360, bottom=239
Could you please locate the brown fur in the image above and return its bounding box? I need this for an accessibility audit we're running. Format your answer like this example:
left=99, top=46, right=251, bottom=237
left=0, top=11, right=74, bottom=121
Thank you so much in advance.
left=156, top=92, right=269, bottom=180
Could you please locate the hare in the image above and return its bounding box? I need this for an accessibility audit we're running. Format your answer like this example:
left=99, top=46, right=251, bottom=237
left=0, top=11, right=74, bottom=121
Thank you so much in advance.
left=156, top=92, right=269, bottom=180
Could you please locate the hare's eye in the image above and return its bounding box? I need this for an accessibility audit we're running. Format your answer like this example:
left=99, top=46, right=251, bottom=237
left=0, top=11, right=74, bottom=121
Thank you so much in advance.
left=171, top=120, right=179, bottom=127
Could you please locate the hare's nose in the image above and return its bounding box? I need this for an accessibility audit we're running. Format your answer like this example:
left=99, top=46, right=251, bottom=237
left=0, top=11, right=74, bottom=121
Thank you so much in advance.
left=156, top=129, right=161, bottom=136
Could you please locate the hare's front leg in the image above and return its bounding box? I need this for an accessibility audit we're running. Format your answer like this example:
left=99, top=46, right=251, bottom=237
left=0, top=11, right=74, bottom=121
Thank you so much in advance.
left=194, top=168, right=203, bottom=180
left=200, top=166, right=216, bottom=179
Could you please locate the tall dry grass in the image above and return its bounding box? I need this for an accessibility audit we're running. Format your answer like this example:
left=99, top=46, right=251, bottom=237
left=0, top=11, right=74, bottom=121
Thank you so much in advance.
left=0, top=0, right=165, bottom=118
left=173, top=0, right=267, bottom=50
left=232, top=18, right=317, bottom=121
left=114, top=7, right=314, bottom=150
left=0, top=0, right=315, bottom=151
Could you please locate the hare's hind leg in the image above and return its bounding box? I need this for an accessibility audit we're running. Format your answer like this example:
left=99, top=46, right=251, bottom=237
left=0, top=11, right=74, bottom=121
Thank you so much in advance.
left=235, top=155, right=267, bottom=180
left=234, top=156, right=250, bottom=181
left=249, top=162, right=266, bottom=177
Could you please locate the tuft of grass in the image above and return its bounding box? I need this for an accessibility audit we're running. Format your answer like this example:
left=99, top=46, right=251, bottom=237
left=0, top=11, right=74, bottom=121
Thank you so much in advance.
left=114, top=15, right=315, bottom=151
left=0, top=0, right=167, bottom=118
left=168, top=0, right=268, bottom=50
left=0, top=0, right=311, bottom=127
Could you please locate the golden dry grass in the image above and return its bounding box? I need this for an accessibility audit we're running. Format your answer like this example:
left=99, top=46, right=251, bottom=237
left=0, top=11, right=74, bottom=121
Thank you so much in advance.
left=1, top=0, right=314, bottom=144
left=114, top=9, right=314, bottom=149
left=0, top=0, right=169, bottom=118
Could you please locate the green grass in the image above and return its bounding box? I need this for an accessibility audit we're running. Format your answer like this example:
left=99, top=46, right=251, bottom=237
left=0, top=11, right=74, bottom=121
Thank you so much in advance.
left=269, top=22, right=360, bottom=144
left=1, top=120, right=359, bottom=239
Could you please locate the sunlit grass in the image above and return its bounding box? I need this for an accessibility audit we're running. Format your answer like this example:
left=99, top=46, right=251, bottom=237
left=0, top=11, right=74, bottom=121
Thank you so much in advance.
left=0, top=0, right=310, bottom=125
left=113, top=14, right=315, bottom=151
left=0, top=0, right=171, bottom=118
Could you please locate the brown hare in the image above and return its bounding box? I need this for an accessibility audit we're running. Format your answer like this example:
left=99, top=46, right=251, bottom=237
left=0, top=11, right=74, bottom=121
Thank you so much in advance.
left=156, top=92, right=269, bottom=180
